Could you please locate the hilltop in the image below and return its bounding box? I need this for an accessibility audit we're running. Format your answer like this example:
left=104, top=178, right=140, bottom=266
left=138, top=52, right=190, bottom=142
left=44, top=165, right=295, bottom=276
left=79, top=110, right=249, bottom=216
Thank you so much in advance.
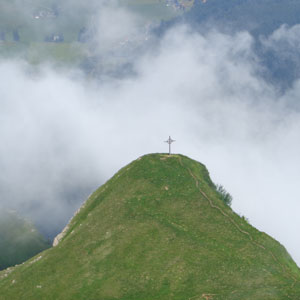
left=0, top=154, right=299, bottom=299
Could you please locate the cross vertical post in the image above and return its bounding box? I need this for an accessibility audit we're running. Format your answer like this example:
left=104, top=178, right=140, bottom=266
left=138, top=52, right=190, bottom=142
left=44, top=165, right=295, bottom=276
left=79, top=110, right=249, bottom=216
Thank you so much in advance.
left=164, top=136, right=175, bottom=155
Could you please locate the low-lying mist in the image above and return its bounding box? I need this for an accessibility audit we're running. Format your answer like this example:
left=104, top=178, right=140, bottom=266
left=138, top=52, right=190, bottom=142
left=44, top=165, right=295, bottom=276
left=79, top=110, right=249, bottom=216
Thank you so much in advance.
left=1, top=3, right=300, bottom=265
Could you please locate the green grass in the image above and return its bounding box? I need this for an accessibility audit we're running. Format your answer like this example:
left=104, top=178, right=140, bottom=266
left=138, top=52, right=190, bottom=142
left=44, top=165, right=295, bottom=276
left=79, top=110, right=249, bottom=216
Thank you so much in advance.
left=0, top=0, right=192, bottom=65
left=26, top=42, right=85, bottom=65
left=0, top=153, right=299, bottom=299
left=0, top=41, right=85, bottom=66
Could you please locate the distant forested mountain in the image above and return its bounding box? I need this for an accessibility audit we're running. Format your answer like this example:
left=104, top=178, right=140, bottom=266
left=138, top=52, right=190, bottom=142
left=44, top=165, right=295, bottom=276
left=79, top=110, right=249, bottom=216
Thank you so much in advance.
left=162, top=0, right=300, bottom=89
left=0, top=210, right=50, bottom=270
left=185, top=0, right=300, bottom=36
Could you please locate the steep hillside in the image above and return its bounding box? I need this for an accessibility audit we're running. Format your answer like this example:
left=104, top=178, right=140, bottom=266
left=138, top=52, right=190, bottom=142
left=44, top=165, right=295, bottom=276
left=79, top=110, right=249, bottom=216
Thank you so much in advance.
left=0, top=210, right=50, bottom=270
left=0, top=154, right=299, bottom=299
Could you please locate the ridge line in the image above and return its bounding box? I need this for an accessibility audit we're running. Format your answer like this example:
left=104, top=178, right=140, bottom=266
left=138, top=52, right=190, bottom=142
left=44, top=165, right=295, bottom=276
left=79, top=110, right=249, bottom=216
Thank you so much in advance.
left=177, top=156, right=299, bottom=286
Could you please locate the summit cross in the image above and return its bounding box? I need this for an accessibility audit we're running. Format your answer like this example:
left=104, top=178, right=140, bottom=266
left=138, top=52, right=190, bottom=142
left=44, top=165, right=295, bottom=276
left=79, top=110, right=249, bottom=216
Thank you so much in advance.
left=165, top=136, right=175, bottom=155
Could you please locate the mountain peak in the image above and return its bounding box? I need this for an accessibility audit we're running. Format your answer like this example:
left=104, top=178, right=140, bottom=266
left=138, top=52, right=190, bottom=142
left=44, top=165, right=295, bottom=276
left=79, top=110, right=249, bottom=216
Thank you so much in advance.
left=1, top=153, right=300, bottom=299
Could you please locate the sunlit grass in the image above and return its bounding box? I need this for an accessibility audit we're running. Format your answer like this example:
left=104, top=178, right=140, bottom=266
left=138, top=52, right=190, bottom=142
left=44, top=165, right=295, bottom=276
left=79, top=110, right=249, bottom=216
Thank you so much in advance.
left=0, top=154, right=299, bottom=299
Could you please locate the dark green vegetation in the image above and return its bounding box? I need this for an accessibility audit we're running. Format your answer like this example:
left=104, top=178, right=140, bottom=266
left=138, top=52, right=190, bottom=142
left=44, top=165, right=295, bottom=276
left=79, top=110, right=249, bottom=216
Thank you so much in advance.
left=0, top=210, right=50, bottom=270
left=215, top=184, right=232, bottom=207
left=0, top=154, right=299, bottom=299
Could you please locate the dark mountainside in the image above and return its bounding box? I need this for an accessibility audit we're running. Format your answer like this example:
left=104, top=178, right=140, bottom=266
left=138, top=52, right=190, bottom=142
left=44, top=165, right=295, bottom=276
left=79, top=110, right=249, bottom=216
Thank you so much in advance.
left=0, top=154, right=299, bottom=299
left=0, top=210, right=50, bottom=271
left=156, top=0, right=300, bottom=88
left=185, top=0, right=300, bottom=36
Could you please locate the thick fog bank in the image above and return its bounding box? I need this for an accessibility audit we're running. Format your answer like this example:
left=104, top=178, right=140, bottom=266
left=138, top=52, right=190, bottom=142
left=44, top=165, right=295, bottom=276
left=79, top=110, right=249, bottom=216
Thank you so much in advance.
left=1, top=15, right=300, bottom=264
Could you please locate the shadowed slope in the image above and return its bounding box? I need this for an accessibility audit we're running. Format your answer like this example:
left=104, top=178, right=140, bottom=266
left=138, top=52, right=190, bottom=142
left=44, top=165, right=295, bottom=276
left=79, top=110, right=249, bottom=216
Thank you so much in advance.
left=0, top=210, right=50, bottom=271
left=0, top=154, right=299, bottom=299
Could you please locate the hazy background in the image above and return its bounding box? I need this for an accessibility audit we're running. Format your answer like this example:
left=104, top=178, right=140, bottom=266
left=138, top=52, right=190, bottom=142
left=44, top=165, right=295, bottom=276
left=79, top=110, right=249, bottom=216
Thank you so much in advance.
left=1, top=0, right=300, bottom=265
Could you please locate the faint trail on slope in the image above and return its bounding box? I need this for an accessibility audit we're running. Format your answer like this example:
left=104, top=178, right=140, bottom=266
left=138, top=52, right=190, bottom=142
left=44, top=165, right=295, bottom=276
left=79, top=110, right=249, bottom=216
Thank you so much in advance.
left=177, top=156, right=299, bottom=286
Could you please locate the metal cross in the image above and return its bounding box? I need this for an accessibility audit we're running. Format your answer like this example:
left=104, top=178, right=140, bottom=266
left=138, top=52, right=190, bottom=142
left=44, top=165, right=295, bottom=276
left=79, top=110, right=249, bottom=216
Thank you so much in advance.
left=165, top=136, right=175, bottom=155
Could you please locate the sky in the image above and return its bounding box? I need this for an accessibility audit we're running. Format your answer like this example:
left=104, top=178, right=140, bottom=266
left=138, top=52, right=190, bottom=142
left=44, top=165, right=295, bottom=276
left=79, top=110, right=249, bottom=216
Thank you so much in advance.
left=1, top=1, right=300, bottom=265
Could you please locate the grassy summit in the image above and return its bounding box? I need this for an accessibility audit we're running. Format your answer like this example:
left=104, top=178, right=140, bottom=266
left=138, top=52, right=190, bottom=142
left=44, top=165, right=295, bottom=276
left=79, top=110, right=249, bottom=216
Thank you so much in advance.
left=0, top=154, right=299, bottom=299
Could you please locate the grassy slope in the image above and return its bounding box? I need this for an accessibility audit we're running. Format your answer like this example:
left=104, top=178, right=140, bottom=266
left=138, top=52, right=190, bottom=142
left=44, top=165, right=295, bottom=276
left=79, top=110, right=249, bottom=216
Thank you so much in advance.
left=0, top=0, right=181, bottom=64
left=0, top=154, right=299, bottom=299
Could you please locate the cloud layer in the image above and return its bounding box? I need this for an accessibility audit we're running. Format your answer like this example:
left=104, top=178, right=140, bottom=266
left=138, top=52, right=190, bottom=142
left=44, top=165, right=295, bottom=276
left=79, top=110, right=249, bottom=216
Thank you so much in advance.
left=1, top=7, right=300, bottom=265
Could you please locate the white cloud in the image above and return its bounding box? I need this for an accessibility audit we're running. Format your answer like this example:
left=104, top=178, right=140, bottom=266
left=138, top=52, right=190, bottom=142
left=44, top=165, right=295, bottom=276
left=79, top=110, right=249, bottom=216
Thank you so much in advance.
left=262, top=24, right=300, bottom=52
left=91, top=5, right=143, bottom=51
left=1, top=14, right=300, bottom=266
